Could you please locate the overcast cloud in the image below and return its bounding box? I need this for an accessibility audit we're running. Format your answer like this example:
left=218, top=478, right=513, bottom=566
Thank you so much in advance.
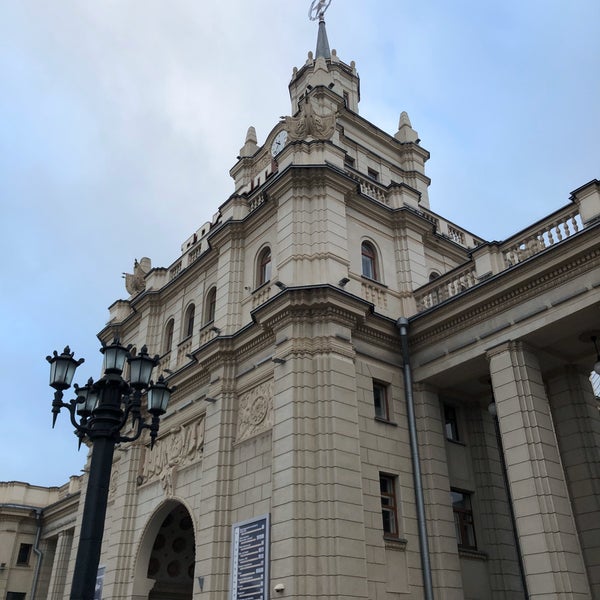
left=1, top=1, right=599, bottom=487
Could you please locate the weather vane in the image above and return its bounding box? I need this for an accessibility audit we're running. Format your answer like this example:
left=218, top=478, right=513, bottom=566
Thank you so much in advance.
left=309, top=0, right=332, bottom=21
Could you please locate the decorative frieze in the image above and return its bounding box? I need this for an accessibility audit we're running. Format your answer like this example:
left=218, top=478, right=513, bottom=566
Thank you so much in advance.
left=140, top=417, right=205, bottom=494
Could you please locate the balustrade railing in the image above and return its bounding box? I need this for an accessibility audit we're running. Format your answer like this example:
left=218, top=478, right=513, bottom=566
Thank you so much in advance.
left=252, top=285, right=272, bottom=310
left=346, top=170, right=388, bottom=204
left=414, top=203, right=584, bottom=312
left=502, top=205, right=582, bottom=266
left=415, top=264, right=478, bottom=311
left=361, top=279, right=388, bottom=309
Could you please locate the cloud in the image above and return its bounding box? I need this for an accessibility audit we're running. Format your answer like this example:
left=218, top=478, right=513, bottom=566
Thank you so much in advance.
left=1, top=0, right=599, bottom=486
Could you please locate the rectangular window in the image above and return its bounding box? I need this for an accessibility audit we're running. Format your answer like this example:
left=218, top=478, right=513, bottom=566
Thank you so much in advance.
left=373, top=381, right=390, bottom=421
left=16, top=543, right=32, bottom=566
left=451, top=489, right=477, bottom=549
left=380, top=474, right=399, bottom=537
left=367, top=167, right=379, bottom=181
left=444, top=404, right=460, bottom=441
left=6, top=592, right=27, bottom=600
left=344, top=155, right=355, bottom=168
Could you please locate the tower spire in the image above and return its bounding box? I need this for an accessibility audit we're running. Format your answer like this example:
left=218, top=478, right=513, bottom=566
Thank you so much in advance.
left=309, top=1, right=332, bottom=59
left=315, top=16, right=331, bottom=59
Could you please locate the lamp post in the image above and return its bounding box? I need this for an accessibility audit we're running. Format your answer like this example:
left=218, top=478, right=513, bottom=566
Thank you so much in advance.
left=47, top=339, right=173, bottom=600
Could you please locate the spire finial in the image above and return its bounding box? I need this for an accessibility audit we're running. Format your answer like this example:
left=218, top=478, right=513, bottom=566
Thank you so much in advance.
left=308, top=0, right=332, bottom=22
left=309, top=1, right=332, bottom=59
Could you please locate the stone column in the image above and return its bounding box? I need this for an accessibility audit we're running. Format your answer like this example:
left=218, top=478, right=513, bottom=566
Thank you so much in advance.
left=466, top=405, right=525, bottom=598
left=269, top=319, right=369, bottom=600
left=413, top=384, right=463, bottom=600
left=46, top=529, right=74, bottom=600
left=487, top=341, right=591, bottom=599
left=547, top=366, right=600, bottom=598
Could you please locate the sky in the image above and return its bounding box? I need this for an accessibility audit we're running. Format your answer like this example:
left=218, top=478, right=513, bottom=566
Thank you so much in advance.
left=1, top=1, right=599, bottom=488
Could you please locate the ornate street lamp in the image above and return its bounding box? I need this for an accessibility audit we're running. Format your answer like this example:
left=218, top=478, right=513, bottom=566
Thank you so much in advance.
left=47, top=339, right=173, bottom=600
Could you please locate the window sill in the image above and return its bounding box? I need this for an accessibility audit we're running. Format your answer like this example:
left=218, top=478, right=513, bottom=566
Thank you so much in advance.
left=458, top=547, right=487, bottom=560
left=374, top=416, right=397, bottom=427
left=361, top=275, right=387, bottom=288
left=252, top=280, right=270, bottom=293
left=446, top=438, right=466, bottom=447
left=178, top=335, right=193, bottom=347
left=384, top=536, right=407, bottom=551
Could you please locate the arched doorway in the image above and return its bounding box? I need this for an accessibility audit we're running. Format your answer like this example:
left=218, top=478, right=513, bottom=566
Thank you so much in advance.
left=133, top=501, right=195, bottom=600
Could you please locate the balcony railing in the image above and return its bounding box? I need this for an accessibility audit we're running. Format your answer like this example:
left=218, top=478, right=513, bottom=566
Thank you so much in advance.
left=414, top=203, right=584, bottom=312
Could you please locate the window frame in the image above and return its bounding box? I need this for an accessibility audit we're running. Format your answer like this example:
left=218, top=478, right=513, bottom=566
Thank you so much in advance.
left=373, top=380, right=390, bottom=421
left=184, top=303, right=195, bottom=339
left=379, top=473, right=400, bottom=538
left=451, top=489, right=477, bottom=550
left=361, top=241, right=379, bottom=281
left=443, top=403, right=461, bottom=442
left=204, top=287, right=217, bottom=325
left=16, top=542, right=32, bottom=566
left=163, top=319, right=174, bottom=354
left=257, top=247, right=272, bottom=287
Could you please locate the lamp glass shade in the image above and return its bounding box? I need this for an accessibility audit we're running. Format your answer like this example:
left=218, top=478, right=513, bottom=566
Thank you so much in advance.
left=128, top=347, right=156, bottom=388
left=48, top=348, right=80, bottom=390
left=101, top=341, right=129, bottom=374
left=148, top=377, right=171, bottom=414
left=76, top=384, right=99, bottom=415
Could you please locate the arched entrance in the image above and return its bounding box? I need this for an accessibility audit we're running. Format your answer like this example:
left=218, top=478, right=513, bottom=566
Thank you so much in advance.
left=133, top=501, right=195, bottom=600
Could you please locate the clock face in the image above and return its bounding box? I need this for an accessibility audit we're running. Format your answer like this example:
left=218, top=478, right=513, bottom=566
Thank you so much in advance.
left=271, top=130, right=288, bottom=157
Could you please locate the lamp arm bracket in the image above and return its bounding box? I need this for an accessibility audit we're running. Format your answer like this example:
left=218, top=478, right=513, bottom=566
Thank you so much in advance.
left=52, top=392, right=90, bottom=436
left=117, top=420, right=150, bottom=444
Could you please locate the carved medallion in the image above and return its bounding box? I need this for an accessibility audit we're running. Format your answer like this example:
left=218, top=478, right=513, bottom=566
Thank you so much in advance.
left=237, top=381, right=274, bottom=443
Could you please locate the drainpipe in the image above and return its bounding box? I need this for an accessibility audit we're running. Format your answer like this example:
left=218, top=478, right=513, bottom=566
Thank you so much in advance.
left=0, top=504, right=44, bottom=600
left=31, top=508, right=44, bottom=600
left=396, top=318, right=434, bottom=600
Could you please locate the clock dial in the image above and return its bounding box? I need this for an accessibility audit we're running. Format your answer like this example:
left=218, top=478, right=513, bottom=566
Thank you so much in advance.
left=271, top=130, right=288, bottom=156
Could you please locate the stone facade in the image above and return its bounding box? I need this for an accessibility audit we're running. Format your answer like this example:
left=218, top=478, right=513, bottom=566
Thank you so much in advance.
left=3, top=19, right=600, bottom=600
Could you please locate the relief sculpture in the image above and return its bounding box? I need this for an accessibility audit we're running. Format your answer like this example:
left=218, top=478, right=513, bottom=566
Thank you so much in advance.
left=140, top=416, right=205, bottom=493
left=282, top=98, right=337, bottom=142
left=237, top=381, right=274, bottom=443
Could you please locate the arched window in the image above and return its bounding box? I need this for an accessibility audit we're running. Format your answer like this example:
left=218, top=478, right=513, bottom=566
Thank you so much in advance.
left=163, top=319, right=174, bottom=354
left=204, top=287, right=217, bottom=324
left=184, top=304, right=195, bottom=338
left=361, top=241, right=378, bottom=281
left=429, top=271, right=441, bottom=281
left=257, top=247, right=272, bottom=287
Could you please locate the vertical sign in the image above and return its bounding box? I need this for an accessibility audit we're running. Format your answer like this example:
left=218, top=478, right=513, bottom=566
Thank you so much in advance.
left=231, top=514, right=270, bottom=600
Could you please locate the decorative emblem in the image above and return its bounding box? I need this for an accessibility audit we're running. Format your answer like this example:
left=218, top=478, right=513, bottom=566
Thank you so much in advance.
left=123, top=257, right=151, bottom=296
left=309, top=0, right=332, bottom=21
left=237, top=381, right=274, bottom=443
left=281, top=98, right=338, bottom=142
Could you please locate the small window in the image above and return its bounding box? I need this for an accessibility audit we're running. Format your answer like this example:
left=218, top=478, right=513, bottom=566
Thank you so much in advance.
left=16, top=543, right=32, bottom=566
left=367, top=167, right=379, bottom=181
left=184, top=304, right=195, bottom=338
left=343, top=91, right=349, bottom=107
left=204, top=287, right=217, bottom=324
left=344, top=155, right=355, bottom=168
left=6, top=593, right=27, bottom=600
left=380, top=474, right=399, bottom=537
left=451, top=489, right=477, bottom=549
left=361, top=241, right=378, bottom=281
left=163, top=319, right=174, bottom=354
left=444, top=404, right=460, bottom=442
left=373, top=381, right=390, bottom=421
left=257, top=247, right=272, bottom=287
left=429, top=271, right=441, bottom=281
